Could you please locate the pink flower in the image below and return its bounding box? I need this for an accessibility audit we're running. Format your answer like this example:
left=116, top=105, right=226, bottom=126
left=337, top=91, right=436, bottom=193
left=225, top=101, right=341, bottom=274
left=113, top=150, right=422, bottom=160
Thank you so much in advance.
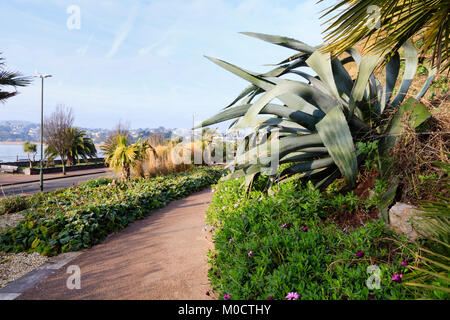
left=281, top=223, right=287, bottom=230
left=248, top=250, right=253, bottom=258
left=302, top=226, right=308, bottom=232
left=401, top=260, right=409, bottom=266
left=223, top=293, right=231, bottom=300
left=267, top=296, right=274, bottom=300
left=229, top=237, right=234, bottom=244
left=285, top=292, right=300, bottom=300
left=355, top=250, right=364, bottom=258
left=391, top=273, right=403, bottom=283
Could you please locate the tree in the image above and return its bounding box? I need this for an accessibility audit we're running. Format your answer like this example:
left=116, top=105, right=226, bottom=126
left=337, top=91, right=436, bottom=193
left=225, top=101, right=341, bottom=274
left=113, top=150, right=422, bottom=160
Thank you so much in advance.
left=0, top=54, right=31, bottom=103
left=320, top=0, right=450, bottom=72
left=44, top=105, right=74, bottom=175
left=23, top=141, right=37, bottom=169
left=46, top=127, right=97, bottom=166
left=105, top=135, right=153, bottom=180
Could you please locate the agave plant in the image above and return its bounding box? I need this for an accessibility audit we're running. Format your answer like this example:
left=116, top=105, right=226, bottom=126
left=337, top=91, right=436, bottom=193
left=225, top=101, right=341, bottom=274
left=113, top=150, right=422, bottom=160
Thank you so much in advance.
left=199, top=32, right=435, bottom=190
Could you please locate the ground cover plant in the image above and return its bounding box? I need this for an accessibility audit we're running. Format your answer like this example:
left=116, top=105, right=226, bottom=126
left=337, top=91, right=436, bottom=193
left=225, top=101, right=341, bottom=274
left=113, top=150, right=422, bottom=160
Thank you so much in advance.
left=0, top=167, right=223, bottom=255
left=206, top=177, right=447, bottom=300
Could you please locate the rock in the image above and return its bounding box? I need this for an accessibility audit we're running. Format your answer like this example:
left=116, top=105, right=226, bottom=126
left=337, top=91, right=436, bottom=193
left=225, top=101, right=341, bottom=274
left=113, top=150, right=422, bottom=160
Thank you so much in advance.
left=389, top=202, right=424, bottom=241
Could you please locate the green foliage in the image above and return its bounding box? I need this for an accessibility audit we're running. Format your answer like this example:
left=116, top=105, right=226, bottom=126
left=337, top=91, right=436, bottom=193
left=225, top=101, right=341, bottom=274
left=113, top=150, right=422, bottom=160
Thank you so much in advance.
left=81, top=178, right=112, bottom=188
left=201, top=33, right=434, bottom=191
left=207, top=177, right=422, bottom=300
left=0, top=196, right=29, bottom=216
left=357, top=140, right=379, bottom=171
left=0, top=167, right=223, bottom=255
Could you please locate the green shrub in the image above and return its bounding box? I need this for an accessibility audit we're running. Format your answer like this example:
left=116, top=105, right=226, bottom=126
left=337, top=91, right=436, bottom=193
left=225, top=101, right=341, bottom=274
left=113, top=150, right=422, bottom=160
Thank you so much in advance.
left=207, top=178, right=423, bottom=300
left=82, top=178, right=112, bottom=188
left=0, top=196, right=29, bottom=215
left=0, top=167, right=223, bottom=255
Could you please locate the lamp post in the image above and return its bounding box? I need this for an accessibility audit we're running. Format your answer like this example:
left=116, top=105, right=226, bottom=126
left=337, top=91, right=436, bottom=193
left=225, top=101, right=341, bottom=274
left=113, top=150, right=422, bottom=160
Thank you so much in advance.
left=34, top=71, right=52, bottom=192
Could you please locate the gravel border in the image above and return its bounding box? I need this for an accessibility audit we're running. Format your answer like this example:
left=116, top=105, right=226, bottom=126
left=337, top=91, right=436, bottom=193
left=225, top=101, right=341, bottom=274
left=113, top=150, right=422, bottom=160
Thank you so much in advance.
left=0, top=252, right=48, bottom=289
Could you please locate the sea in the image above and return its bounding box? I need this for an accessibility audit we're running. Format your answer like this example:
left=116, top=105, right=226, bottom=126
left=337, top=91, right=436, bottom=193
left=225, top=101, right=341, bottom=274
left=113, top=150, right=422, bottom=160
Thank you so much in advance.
left=0, top=144, right=103, bottom=163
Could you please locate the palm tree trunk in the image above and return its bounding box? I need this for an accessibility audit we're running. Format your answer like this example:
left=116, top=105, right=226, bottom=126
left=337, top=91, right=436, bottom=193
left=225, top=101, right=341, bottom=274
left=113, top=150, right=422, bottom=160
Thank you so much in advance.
left=27, top=153, right=32, bottom=169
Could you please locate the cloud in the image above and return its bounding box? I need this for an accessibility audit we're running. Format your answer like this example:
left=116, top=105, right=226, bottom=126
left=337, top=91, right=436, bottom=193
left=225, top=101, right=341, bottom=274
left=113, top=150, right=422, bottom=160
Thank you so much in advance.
left=106, top=3, right=139, bottom=58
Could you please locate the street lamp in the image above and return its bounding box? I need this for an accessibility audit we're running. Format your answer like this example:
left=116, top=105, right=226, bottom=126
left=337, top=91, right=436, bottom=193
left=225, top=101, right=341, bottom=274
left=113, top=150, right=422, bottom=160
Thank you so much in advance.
left=34, top=71, right=52, bottom=192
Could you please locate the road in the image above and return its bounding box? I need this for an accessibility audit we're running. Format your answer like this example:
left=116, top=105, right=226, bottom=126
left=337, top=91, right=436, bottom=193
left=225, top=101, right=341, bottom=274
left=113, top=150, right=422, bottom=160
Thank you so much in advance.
left=0, top=171, right=114, bottom=197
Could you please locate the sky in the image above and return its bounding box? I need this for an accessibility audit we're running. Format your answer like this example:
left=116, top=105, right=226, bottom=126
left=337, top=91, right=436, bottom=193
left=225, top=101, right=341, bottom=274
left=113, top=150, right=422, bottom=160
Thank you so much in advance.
left=0, top=0, right=328, bottom=130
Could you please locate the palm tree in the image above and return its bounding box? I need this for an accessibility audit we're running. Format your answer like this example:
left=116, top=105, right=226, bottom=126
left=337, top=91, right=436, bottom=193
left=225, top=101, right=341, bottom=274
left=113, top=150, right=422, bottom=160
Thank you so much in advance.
left=23, top=141, right=37, bottom=169
left=66, top=127, right=97, bottom=165
left=45, top=127, right=97, bottom=168
left=104, top=135, right=153, bottom=180
left=320, top=0, right=449, bottom=72
left=0, top=54, right=32, bottom=103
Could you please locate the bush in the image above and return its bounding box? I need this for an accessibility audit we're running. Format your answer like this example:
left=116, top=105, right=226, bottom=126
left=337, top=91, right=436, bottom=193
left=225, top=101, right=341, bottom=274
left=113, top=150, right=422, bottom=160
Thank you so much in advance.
left=207, top=178, right=424, bottom=300
left=0, top=167, right=223, bottom=255
left=0, top=196, right=29, bottom=215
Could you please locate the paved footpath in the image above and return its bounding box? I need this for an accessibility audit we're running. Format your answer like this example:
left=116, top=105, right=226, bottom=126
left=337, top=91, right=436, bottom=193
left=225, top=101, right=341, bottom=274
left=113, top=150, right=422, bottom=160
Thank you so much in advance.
left=16, top=189, right=214, bottom=300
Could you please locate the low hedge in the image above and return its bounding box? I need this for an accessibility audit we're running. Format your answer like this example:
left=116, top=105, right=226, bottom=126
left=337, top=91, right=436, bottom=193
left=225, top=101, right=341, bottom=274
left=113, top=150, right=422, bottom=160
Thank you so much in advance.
left=0, top=167, right=223, bottom=255
left=206, top=178, right=427, bottom=300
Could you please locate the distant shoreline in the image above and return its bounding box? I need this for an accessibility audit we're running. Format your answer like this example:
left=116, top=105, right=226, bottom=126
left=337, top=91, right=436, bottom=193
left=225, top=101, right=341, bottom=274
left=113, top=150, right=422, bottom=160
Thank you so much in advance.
left=0, top=142, right=104, bottom=148
left=0, top=141, right=40, bottom=145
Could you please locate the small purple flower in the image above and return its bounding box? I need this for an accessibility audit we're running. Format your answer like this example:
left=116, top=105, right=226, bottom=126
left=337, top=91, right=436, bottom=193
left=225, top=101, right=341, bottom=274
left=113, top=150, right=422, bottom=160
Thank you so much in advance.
left=213, top=271, right=217, bottom=275
left=248, top=250, right=253, bottom=258
left=267, top=296, right=274, bottom=300
left=217, top=274, right=221, bottom=279
left=285, top=292, right=300, bottom=300
left=391, top=273, right=403, bottom=283
left=401, top=260, right=409, bottom=266
left=355, top=250, right=365, bottom=258
left=229, top=237, right=234, bottom=244
left=281, top=223, right=287, bottom=230
left=218, top=220, right=222, bottom=224
left=341, top=295, right=348, bottom=300
left=242, top=214, right=247, bottom=219
left=209, top=268, right=213, bottom=271
left=223, top=293, right=231, bottom=300
left=368, top=294, right=375, bottom=299
left=206, top=291, right=210, bottom=296
left=302, top=226, right=308, bottom=232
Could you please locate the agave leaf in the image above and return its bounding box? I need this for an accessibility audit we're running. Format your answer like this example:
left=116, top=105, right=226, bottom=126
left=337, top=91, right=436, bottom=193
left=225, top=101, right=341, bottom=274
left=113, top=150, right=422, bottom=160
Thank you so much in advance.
left=381, top=52, right=400, bottom=113
left=389, top=40, right=418, bottom=108
left=314, top=168, right=341, bottom=190
left=205, top=56, right=324, bottom=118
left=240, top=32, right=316, bottom=54
left=205, top=56, right=274, bottom=91
left=197, top=103, right=318, bottom=131
left=416, top=63, right=437, bottom=99
left=233, top=133, right=323, bottom=167
left=348, top=52, right=382, bottom=117
left=316, top=107, right=357, bottom=187
left=223, top=84, right=257, bottom=109
left=306, top=51, right=341, bottom=102
left=380, top=97, right=431, bottom=153
left=279, top=157, right=335, bottom=176
left=330, top=58, right=354, bottom=99
left=236, top=80, right=340, bottom=129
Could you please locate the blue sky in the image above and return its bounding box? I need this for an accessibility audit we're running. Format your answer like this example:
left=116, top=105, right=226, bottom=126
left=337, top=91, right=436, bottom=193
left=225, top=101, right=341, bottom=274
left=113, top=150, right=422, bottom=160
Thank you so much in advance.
left=0, top=0, right=328, bottom=129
